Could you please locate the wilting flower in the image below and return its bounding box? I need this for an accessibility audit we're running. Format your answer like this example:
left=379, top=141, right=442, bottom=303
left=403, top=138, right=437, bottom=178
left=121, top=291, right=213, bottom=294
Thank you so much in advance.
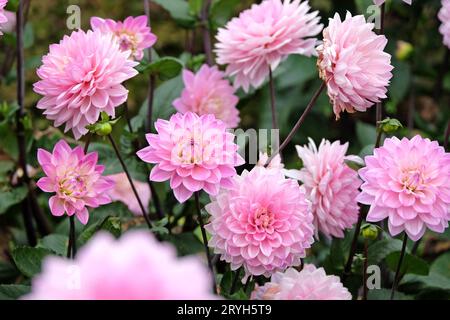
left=24, top=231, right=215, bottom=300
left=137, top=112, right=244, bottom=203
left=34, top=29, right=138, bottom=140
left=373, top=0, right=411, bottom=5
left=357, top=135, right=450, bottom=241
left=286, top=139, right=361, bottom=238
left=107, top=173, right=151, bottom=215
left=36, top=140, right=114, bottom=225
left=215, top=0, right=323, bottom=92
left=90, top=15, right=157, bottom=61
left=0, top=0, right=8, bottom=35
left=206, top=166, right=314, bottom=278
left=317, top=12, right=393, bottom=119
left=251, top=265, right=352, bottom=300
left=173, top=64, right=240, bottom=128
left=439, top=0, right=450, bottom=49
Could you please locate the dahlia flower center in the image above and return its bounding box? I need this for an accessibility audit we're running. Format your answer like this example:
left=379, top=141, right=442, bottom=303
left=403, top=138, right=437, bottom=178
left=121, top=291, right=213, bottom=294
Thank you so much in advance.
left=116, top=31, right=137, bottom=54
left=402, top=168, right=424, bottom=192
left=174, top=134, right=204, bottom=165
left=252, top=207, right=275, bottom=231
left=59, top=172, right=88, bottom=197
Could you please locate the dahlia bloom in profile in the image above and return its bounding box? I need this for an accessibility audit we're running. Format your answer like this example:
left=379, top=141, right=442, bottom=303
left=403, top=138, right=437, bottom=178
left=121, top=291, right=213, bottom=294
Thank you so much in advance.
left=215, top=0, right=323, bottom=92
left=205, top=166, right=315, bottom=278
left=137, top=112, right=244, bottom=203
left=36, top=140, right=114, bottom=225
left=251, top=265, right=352, bottom=300
left=24, top=231, right=215, bottom=300
left=439, top=0, right=450, bottom=49
left=286, top=139, right=361, bottom=238
left=0, top=0, right=8, bottom=35
left=317, top=12, right=393, bottom=119
left=173, top=65, right=240, bottom=128
left=107, top=173, right=151, bottom=215
left=34, top=29, right=138, bottom=140
left=90, top=15, right=157, bottom=61
left=357, top=135, right=450, bottom=241
left=373, top=0, right=411, bottom=5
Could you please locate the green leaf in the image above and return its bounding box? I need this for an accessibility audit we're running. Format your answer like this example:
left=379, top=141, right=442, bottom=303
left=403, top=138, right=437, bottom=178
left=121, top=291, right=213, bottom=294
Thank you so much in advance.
left=388, top=60, right=411, bottom=106
left=0, top=261, right=19, bottom=282
left=137, top=57, right=184, bottom=81
left=0, top=284, right=30, bottom=300
left=152, top=0, right=196, bottom=28
left=275, top=55, right=317, bottom=90
left=0, top=186, right=28, bottom=214
left=356, top=121, right=377, bottom=147
left=430, top=252, right=450, bottom=278
left=386, top=251, right=429, bottom=276
left=368, top=238, right=403, bottom=265
left=23, top=23, right=34, bottom=49
left=77, top=216, right=122, bottom=247
left=165, top=233, right=204, bottom=256
left=367, top=288, right=412, bottom=300
left=37, top=234, right=69, bottom=256
left=12, top=247, right=53, bottom=278
left=211, top=0, right=241, bottom=29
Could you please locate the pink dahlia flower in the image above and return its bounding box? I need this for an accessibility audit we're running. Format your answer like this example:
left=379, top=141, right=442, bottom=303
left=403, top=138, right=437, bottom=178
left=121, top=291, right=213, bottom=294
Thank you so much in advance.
left=137, top=112, right=245, bottom=203
left=285, top=139, right=361, bottom=238
left=205, top=166, right=315, bottom=278
left=357, top=135, right=450, bottom=241
left=34, top=29, right=138, bottom=140
left=107, top=173, right=151, bottom=215
left=0, top=0, right=7, bottom=35
left=215, top=0, right=323, bottom=92
left=317, top=12, right=393, bottom=119
left=24, top=231, right=215, bottom=300
left=439, top=0, right=450, bottom=49
left=257, top=152, right=284, bottom=170
left=36, top=140, right=114, bottom=225
left=90, top=15, right=157, bottom=61
left=173, top=65, right=240, bottom=128
left=251, top=265, right=352, bottom=300
left=373, top=0, right=411, bottom=5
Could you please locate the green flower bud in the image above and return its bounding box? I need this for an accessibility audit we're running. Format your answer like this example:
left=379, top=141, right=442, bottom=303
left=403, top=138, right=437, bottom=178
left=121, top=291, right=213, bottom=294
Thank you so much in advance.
left=95, top=122, right=112, bottom=136
left=396, top=41, right=414, bottom=61
left=361, top=224, right=379, bottom=240
left=378, top=118, right=403, bottom=134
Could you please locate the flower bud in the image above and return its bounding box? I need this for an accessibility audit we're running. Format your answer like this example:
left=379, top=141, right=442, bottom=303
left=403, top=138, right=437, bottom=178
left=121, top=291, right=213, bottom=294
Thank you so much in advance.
left=95, top=122, right=112, bottom=136
left=377, top=118, right=403, bottom=133
left=396, top=41, right=414, bottom=61
left=361, top=224, right=379, bottom=240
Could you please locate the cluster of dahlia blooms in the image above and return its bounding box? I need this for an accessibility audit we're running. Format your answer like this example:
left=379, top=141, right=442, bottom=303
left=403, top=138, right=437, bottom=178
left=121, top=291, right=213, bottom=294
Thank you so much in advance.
left=205, top=166, right=314, bottom=278
left=215, top=0, right=323, bottom=92
left=137, top=112, right=244, bottom=203
left=286, top=139, right=362, bottom=238
left=0, top=0, right=7, bottom=35
left=36, top=140, right=114, bottom=225
left=24, top=231, right=215, bottom=300
left=173, top=64, right=240, bottom=128
left=90, top=15, right=157, bottom=61
left=317, top=12, right=393, bottom=119
left=357, top=135, right=450, bottom=241
left=251, top=265, right=351, bottom=300
left=439, top=0, right=450, bottom=49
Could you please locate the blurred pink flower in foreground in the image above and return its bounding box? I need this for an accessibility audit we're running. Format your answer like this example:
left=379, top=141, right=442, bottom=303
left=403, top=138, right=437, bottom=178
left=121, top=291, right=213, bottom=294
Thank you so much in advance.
left=24, top=231, right=215, bottom=300
left=317, top=12, right=393, bottom=119
left=357, top=135, right=450, bottom=241
left=90, top=15, right=157, bottom=61
left=285, top=139, right=361, bottom=238
left=251, top=265, right=351, bottom=300
left=206, top=166, right=314, bottom=279
left=439, top=0, right=450, bottom=49
left=373, top=0, right=411, bottom=5
left=36, top=140, right=114, bottom=225
left=107, top=173, right=151, bottom=215
left=173, top=64, right=240, bottom=128
left=0, top=0, right=8, bottom=35
left=34, top=29, right=138, bottom=140
left=256, top=152, right=284, bottom=170
left=137, top=112, right=244, bottom=203
left=215, top=0, right=323, bottom=92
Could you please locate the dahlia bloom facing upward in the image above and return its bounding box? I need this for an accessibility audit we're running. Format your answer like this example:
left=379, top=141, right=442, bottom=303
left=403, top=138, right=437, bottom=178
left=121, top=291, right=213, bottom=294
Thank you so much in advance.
left=215, top=0, right=323, bottom=92
left=206, top=166, right=315, bottom=279
left=24, top=231, right=215, bottom=300
left=373, top=0, right=412, bottom=5
left=285, top=139, right=362, bottom=239
left=173, top=64, right=240, bottom=128
left=36, top=140, right=114, bottom=225
left=357, top=135, right=450, bottom=241
left=439, top=0, right=450, bottom=49
left=90, top=15, right=157, bottom=61
left=137, top=112, right=245, bottom=203
left=251, top=265, right=352, bottom=300
left=0, top=0, right=8, bottom=35
left=34, top=29, right=138, bottom=140
left=316, top=12, right=393, bottom=119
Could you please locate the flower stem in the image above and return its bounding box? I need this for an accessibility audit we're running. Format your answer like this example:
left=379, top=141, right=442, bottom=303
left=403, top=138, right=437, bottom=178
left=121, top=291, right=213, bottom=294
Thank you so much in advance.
left=342, top=208, right=366, bottom=281
left=67, top=215, right=76, bottom=259
left=201, top=0, right=213, bottom=66
left=230, top=268, right=241, bottom=295
left=375, top=130, right=383, bottom=148
left=391, top=233, right=408, bottom=300
left=108, top=134, right=153, bottom=229
left=363, top=238, right=369, bottom=300
left=266, top=82, right=326, bottom=165
left=375, top=3, right=386, bottom=129
left=268, top=68, right=278, bottom=130
left=444, top=120, right=450, bottom=151
left=194, top=191, right=217, bottom=294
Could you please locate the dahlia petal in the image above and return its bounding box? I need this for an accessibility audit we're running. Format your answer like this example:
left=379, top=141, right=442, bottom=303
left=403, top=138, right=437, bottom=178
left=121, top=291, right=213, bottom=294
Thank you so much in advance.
left=49, top=196, right=65, bottom=216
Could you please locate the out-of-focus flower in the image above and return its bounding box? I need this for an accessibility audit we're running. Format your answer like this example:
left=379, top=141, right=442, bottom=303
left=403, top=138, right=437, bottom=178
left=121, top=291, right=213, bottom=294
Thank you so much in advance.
left=286, top=139, right=361, bottom=238
left=373, top=0, right=412, bottom=5
left=316, top=12, right=393, bottom=119
left=206, top=166, right=314, bottom=279
left=0, top=0, right=8, bottom=35
left=251, top=265, right=352, bottom=300
left=36, top=140, right=114, bottom=225
left=0, top=10, right=15, bottom=34
left=357, top=135, right=450, bottom=241
left=24, top=231, right=215, bottom=300
left=137, top=112, right=244, bottom=203
left=90, top=15, right=157, bottom=61
left=107, top=173, right=151, bottom=215
left=256, top=152, right=284, bottom=170
left=395, top=40, right=414, bottom=61
left=439, top=0, right=450, bottom=49
left=34, top=30, right=138, bottom=140
left=215, top=0, right=323, bottom=92
left=173, top=65, right=240, bottom=128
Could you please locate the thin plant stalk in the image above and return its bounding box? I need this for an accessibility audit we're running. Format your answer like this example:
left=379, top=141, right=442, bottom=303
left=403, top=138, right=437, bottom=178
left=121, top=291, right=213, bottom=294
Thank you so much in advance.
left=362, top=239, right=369, bottom=300
left=230, top=268, right=241, bottom=295
left=375, top=3, right=386, bottom=130
left=67, top=215, right=76, bottom=259
left=201, top=0, right=213, bottom=66
left=391, top=233, right=408, bottom=300
left=342, top=208, right=366, bottom=281
left=268, top=68, right=278, bottom=130
left=444, top=120, right=450, bottom=150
